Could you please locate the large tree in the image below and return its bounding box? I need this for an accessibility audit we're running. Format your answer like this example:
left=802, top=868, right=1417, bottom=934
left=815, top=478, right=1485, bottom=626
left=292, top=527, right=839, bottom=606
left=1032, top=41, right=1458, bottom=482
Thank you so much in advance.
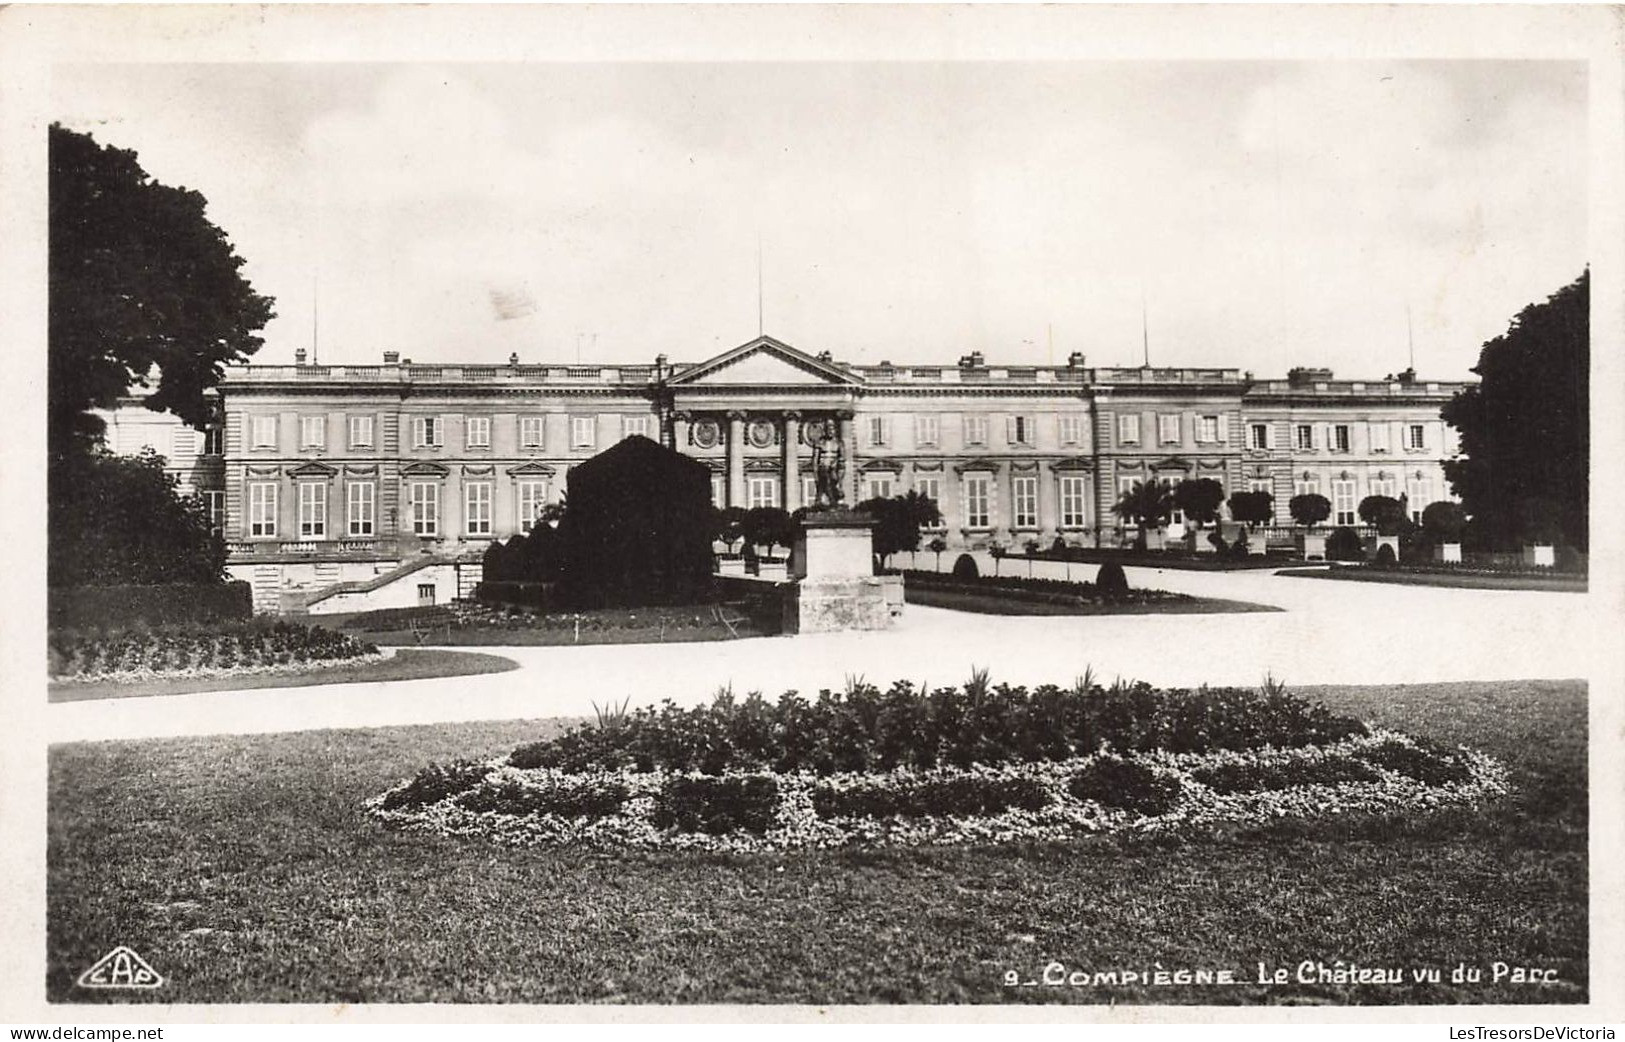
left=49, top=123, right=275, bottom=459
left=856, top=491, right=943, bottom=568
left=48, top=448, right=225, bottom=587
left=1441, top=270, right=1588, bottom=550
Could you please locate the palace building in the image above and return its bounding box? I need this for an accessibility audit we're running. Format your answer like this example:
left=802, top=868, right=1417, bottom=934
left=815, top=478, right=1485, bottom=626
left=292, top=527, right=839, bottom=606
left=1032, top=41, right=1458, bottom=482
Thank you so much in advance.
left=103, top=335, right=1467, bottom=612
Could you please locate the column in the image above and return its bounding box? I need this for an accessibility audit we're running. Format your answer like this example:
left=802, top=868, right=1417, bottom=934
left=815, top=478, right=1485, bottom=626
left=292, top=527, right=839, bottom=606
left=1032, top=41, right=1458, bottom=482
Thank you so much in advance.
left=838, top=411, right=858, bottom=506
left=673, top=412, right=691, bottom=454
left=782, top=413, right=801, bottom=512
left=727, top=411, right=746, bottom=507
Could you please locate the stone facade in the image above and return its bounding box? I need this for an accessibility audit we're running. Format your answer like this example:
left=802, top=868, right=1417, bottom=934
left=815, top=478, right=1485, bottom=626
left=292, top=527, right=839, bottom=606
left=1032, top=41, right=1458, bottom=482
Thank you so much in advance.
left=95, top=336, right=1468, bottom=610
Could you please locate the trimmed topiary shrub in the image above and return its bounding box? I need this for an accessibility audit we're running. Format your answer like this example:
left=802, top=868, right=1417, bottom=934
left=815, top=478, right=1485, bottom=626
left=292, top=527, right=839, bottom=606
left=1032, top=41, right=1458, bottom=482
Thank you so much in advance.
left=1190, top=756, right=1380, bottom=794
left=379, top=760, right=494, bottom=811
left=1356, top=738, right=1471, bottom=786
left=652, top=775, right=781, bottom=835
left=951, top=553, right=980, bottom=579
left=1374, top=543, right=1398, bottom=569
left=812, top=774, right=1050, bottom=820
left=1067, top=757, right=1183, bottom=816
left=1095, top=562, right=1129, bottom=599
left=1327, top=526, right=1364, bottom=561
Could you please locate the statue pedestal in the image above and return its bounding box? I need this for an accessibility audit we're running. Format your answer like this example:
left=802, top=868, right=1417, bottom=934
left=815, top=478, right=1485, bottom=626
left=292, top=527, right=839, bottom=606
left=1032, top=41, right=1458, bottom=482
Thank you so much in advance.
left=787, top=509, right=893, bottom=634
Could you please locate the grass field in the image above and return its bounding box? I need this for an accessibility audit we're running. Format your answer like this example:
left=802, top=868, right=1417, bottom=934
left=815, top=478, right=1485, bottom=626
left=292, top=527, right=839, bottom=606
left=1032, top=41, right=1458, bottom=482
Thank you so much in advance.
left=903, top=586, right=1278, bottom=616
left=1278, top=567, right=1587, bottom=593
left=47, top=679, right=1585, bottom=1005
left=48, top=649, right=520, bottom=703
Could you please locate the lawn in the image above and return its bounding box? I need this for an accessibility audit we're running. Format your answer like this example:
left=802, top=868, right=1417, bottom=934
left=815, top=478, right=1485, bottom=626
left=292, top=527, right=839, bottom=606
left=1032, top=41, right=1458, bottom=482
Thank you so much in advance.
left=313, top=602, right=778, bottom=647
left=1278, top=567, right=1587, bottom=594
left=47, top=679, right=1586, bottom=1005
left=47, top=649, right=519, bottom=703
left=903, top=586, right=1277, bottom=616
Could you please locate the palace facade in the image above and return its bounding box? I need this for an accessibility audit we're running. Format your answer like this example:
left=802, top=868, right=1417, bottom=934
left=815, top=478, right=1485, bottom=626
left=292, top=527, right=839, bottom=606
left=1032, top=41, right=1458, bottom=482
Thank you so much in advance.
left=103, top=335, right=1468, bottom=611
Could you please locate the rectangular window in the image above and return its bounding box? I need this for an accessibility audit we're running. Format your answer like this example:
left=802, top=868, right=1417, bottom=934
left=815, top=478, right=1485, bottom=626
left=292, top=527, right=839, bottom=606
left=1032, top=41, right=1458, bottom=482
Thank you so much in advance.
left=1197, top=415, right=1219, bottom=443
left=1407, top=478, right=1433, bottom=522
left=248, top=482, right=277, bottom=537
left=297, top=482, right=326, bottom=539
left=410, top=481, right=439, bottom=536
left=170, top=427, right=198, bottom=459
left=867, top=416, right=889, bottom=447
left=801, top=475, right=817, bottom=509
left=1059, top=476, right=1087, bottom=528
left=1118, top=413, right=1140, bottom=446
left=712, top=475, right=726, bottom=506
left=1371, top=476, right=1396, bottom=499
left=348, top=415, right=374, bottom=448
left=1012, top=475, right=1038, bottom=528
left=412, top=416, right=442, bottom=448
left=1333, top=479, right=1356, bottom=526
left=914, top=477, right=942, bottom=522
left=1250, top=423, right=1269, bottom=450
left=914, top=415, right=940, bottom=447
left=1007, top=415, right=1034, bottom=447
left=466, top=416, right=491, bottom=448
left=417, top=583, right=436, bottom=607
left=1333, top=424, right=1350, bottom=452
left=1158, top=414, right=1181, bottom=444
left=251, top=415, right=277, bottom=448
left=623, top=416, right=650, bottom=440
left=300, top=416, right=326, bottom=449
left=204, top=490, right=225, bottom=536
left=1369, top=422, right=1390, bottom=453
left=1294, top=478, right=1320, bottom=499
left=464, top=481, right=493, bottom=536
left=1296, top=424, right=1314, bottom=451
left=203, top=426, right=225, bottom=456
left=520, top=416, right=545, bottom=448
left=1119, top=476, right=1139, bottom=500
left=863, top=476, right=893, bottom=501
left=1249, top=478, right=1273, bottom=495
left=747, top=475, right=781, bottom=509
left=964, top=415, right=988, bottom=446
left=964, top=474, right=991, bottom=528
left=517, top=480, right=549, bottom=532
left=1058, top=415, right=1082, bottom=446
left=1408, top=424, right=1427, bottom=450
left=347, top=481, right=375, bottom=537
left=571, top=416, right=596, bottom=449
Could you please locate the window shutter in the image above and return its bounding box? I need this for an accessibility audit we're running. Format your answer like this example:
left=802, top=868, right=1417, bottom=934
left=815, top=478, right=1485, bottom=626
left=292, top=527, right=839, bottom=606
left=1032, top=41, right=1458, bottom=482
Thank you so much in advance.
left=1216, top=414, right=1228, bottom=443
left=1182, top=411, right=1194, bottom=445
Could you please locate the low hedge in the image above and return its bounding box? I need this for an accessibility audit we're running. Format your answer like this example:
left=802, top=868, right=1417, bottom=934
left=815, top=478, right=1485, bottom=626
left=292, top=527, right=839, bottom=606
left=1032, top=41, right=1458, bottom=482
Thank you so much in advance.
left=473, top=581, right=558, bottom=611
left=49, top=618, right=378, bottom=681
left=509, top=678, right=1369, bottom=777
left=369, top=730, right=1509, bottom=852
left=48, top=581, right=252, bottom=631
left=901, top=570, right=1181, bottom=607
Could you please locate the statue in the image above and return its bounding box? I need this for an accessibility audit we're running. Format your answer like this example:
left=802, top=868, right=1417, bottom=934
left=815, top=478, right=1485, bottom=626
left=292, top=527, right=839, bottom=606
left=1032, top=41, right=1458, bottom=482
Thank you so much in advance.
left=811, top=419, right=845, bottom=509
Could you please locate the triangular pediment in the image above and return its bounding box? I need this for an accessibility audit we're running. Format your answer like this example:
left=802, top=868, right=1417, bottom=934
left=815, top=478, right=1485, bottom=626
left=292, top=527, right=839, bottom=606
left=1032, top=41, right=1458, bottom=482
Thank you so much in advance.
left=668, top=336, right=860, bottom=388
left=288, top=461, right=338, bottom=478
left=401, top=461, right=450, bottom=478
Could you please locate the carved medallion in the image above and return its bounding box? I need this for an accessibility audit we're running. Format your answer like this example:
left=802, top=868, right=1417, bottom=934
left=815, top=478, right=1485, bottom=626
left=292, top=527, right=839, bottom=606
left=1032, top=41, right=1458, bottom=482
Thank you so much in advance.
left=748, top=419, right=777, bottom=448
left=691, top=419, right=720, bottom=449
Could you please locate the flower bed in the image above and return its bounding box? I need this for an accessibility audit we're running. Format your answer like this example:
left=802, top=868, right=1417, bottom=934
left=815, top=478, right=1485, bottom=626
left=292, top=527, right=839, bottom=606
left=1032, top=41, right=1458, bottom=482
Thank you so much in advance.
left=901, top=570, right=1187, bottom=606
left=49, top=619, right=381, bottom=683
left=369, top=679, right=1508, bottom=851
left=339, top=600, right=761, bottom=636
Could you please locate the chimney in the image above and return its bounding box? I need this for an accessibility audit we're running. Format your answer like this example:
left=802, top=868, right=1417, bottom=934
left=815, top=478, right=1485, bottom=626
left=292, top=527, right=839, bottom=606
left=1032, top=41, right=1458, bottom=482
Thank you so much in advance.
left=295, top=348, right=307, bottom=365
left=508, top=352, right=519, bottom=368
left=1397, top=367, right=1417, bottom=385
left=383, top=351, right=400, bottom=364
left=1066, top=351, right=1086, bottom=368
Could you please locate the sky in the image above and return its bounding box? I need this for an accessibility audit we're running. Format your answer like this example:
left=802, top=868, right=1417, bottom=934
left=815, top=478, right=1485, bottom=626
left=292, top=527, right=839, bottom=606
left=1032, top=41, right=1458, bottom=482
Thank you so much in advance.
left=52, top=59, right=1588, bottom=380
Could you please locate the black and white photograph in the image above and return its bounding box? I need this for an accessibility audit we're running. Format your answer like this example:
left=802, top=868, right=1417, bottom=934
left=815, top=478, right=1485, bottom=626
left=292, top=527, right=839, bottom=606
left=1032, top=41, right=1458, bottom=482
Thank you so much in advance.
left=2, top=2, right=1622, bottom=1027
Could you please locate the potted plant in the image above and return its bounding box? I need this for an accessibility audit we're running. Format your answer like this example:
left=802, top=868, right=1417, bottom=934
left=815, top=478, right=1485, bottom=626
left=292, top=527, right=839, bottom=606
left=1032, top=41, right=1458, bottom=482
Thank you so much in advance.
left=714, top=506, right=750, bottom=575
left=928, top=535, right=948, bottom=573
left=1359, top=495, right=1410, bottom=564
left=1518, top=499, right=1562, bottom=567
left=1174, top=478, right=1225, bottom=555
left=1111, top=480, right=1174, bottom=552
left=1288, top=493, right=1332, bottom=561
left=1421, top=501, right=1467, bottom=563
left=1228, top=490, right=1274, bottom=556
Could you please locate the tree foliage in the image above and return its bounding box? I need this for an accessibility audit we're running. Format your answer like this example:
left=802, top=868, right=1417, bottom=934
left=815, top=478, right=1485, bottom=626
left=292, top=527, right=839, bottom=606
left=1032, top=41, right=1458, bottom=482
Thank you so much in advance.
left=1441, top=270, right=1588, bottom=550
left=1420, top=501, right=1467, bottom=544
left=1172, top=478, right=1225, bottom=527
left=49, top=123, right=275, bottom=459
left=1111, top=480, right=1174, bottom=530
left=1288, top=493, right=1332, bottom=528
left=1228, top=490, right=1274, bottom=528
left=857, top=491, right=944, bottom=566
left=743, top=507, right=797, bottom=556
left=48, top=448, right=225, bottom=587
